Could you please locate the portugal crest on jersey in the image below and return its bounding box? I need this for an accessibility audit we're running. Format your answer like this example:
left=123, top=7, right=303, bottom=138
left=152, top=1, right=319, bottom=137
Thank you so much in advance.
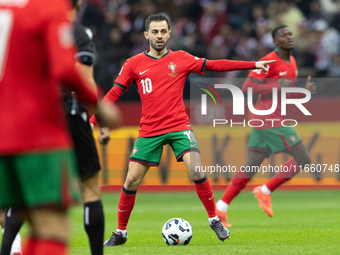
left=168, top=62, right=178, bottom=77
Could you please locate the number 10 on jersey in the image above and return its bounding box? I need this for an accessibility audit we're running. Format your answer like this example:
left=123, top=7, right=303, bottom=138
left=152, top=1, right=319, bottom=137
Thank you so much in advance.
left=141, top=78, right=152, bottom=94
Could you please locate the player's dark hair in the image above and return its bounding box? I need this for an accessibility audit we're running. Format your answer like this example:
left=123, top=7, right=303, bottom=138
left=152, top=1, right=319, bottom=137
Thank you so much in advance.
left=271, top=25, right=288, bottom=39
left=145, top=14, right=170, bottom=32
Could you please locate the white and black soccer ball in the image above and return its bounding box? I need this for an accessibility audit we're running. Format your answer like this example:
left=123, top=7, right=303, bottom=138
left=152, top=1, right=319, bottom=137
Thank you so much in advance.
left=162, top=218, right=193, bottom=245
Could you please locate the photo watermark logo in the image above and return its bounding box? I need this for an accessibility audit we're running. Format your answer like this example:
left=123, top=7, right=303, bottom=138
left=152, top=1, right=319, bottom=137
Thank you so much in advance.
left=198, top=82, right=312, bottom=128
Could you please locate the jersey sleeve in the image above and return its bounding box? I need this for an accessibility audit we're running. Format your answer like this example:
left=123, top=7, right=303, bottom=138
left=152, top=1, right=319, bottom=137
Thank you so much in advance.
left=43, top=1, right=97, bottom=104
left=180, top=51, right=206, bottom=75
left=74, top=23, right=95, bottom=66
left=114, top=58, right=136, bottom=92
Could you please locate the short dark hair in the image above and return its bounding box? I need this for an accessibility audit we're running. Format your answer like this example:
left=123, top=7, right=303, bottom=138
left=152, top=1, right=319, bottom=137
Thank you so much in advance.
left=145, top=14, right=170, bottom=32
left=271, top=25, right=288, bottom=39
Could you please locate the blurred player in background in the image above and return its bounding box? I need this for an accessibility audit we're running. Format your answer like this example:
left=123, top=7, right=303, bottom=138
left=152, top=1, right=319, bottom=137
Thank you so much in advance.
left=0, top=1, right=120, bottom=255
left=0, top=0, right=118, bottom=254
left=216, top=25, right=317, bottom=227
left=91, top=13, right=275, bottom=246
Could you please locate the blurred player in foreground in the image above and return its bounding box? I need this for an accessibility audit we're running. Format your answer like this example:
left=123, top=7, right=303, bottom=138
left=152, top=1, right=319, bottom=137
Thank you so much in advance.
left=216, top=25, right=316, bottom=227
left=91, top=13, right=275, bottom=246
left=0, top=1, right=121, bottom=255
left=0, top=0, right=118, bottom=254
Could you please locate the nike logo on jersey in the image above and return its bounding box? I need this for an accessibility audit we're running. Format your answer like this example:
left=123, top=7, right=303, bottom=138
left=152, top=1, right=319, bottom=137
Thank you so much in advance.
left=118, top=209, right=127, bottom=212
left=208, top=195, right=214, bottom=200
left=139, top=69, right=149, bottom=75
left=279, top=71, right=287, bottom=76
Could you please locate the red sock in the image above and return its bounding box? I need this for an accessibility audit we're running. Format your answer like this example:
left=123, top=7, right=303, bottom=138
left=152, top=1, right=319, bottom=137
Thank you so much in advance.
left=34, top=240, right=67, bottom=255
left=194, top=175, right=216, bottom=218
left=22, top=237, right=37, bottom=255
left=117, top=186, right=136, bottom=230
left=266, top=159, right=299, bottom=191
left=220, top=169, right=251, bottom=205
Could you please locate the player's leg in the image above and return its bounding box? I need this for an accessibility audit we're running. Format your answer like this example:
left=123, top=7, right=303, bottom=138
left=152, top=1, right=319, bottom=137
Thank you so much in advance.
left=264, top=142, right=310, bottom=192
left=216, top=150, right=267, bottom=225
left=252, top=127, right=307, bottom=217
left=104, top=135, right=162, bottom=246
left=170, top=130, right=229, bottom=241
left=66, top=111, right=104, bottom=255
left=216, top=128, right=269, bottom=226
left=103, top=162, right=150, bottom=247
left=0, top=208, right=24, bottom=255
left=170, top=131, right=217, bottom=221
left=80, top=173, right=104, bottom=255
left=23, top=208, right=69, bottom=255
left=181, top=152, right=230, bottom=241
left=20, top=151, right=78, bottom=255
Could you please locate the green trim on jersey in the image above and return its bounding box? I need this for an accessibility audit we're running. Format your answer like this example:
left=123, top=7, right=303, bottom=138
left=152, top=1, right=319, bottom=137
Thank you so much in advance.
left=144, top=49, right=169, bottom=60
left=132, top=81, right=139, bottom=94
left=201, top=59, right=207, bottom=73
left=114, top=82, right=127, bottom=92
left=247, top=77, right=263, bottom=84
left=129, top=131, right=200, bottom=167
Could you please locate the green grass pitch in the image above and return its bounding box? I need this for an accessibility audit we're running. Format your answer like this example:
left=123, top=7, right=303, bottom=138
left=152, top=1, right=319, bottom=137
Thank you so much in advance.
left=2, top=190, right=340, bottom=254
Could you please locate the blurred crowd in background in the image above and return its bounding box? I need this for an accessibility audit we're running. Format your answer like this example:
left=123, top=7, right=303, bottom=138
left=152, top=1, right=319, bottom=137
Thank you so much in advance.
left=76, top=0, right=340, bottom=100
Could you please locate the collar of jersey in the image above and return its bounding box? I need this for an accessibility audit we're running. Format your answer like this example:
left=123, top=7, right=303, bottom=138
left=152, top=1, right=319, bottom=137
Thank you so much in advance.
left=274, top=48, right=291, bottom=63
left=144, top=49, right=169, bottom=60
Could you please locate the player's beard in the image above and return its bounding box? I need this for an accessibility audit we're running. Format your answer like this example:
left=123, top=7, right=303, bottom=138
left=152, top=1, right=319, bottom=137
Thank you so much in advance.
left=150, top=39, right=167, bottom=52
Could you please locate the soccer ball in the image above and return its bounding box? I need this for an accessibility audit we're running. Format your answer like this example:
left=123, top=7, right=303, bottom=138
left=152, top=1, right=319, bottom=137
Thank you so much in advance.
left=162, top=218, right=193, bottom=245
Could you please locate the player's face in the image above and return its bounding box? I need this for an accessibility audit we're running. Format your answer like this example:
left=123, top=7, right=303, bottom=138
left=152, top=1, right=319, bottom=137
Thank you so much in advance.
left=274, top=27, right=294, bottom=50
left=144, top=21, right=171, bottom=52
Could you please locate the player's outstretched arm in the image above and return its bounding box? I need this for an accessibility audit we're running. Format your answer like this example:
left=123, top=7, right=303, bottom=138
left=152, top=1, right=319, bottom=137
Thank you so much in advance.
left=255, top=60, right=276, bottom=74
left=204, top=59, right=275, bottom=73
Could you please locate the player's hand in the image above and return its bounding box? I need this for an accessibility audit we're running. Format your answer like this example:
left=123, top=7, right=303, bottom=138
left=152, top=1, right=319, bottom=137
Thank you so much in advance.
left=94, top=102, right=122, bottom=129
left=90, top=123, right=94, bottom=130
left=99, top=127, right=111, bottom=145
left=305, top=76, right=316, bottom=94
left=255, top=60, right=276, bottom=74
left=279, top=73, right=293, bottom=88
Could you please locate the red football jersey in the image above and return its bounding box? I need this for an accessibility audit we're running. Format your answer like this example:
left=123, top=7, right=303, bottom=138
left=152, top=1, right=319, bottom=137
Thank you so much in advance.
left=0, top=0, right=96, bottom=154
left=114, top=49, right=206, bottom=137
left=246, top=50, right=298, bottom=129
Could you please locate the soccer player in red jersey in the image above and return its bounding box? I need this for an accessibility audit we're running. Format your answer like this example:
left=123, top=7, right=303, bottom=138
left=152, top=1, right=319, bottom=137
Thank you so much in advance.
left=216, top=25, right=317, bottom=227
left=0, top=0, right=118, bottom=255
left=92, top=13, right=275, bottom=246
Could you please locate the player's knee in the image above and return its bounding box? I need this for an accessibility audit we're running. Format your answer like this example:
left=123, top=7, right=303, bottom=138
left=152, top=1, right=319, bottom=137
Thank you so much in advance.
left=125, top=175, right=142, bottom=190
left=29, top=209, right=69, bottom=241
left=189, top=167, right=205, bottom=180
